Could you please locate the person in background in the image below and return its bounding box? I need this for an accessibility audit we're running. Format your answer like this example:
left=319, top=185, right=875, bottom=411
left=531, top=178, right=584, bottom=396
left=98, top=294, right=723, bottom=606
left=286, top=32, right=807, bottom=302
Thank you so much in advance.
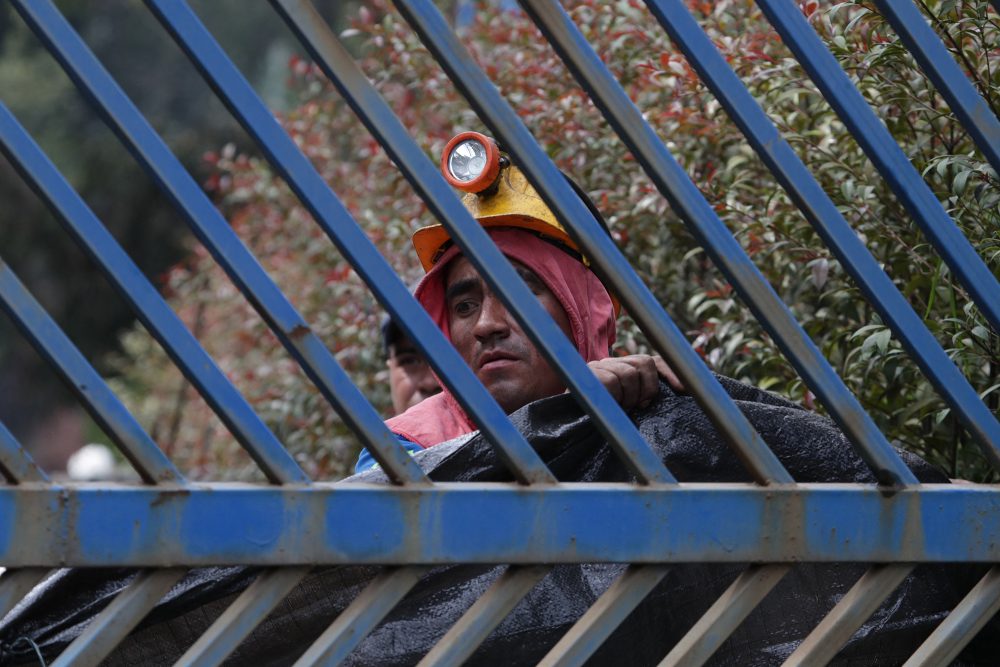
left=353, top=316, right=443, bottom=474
left=382, top=315, right=441, bottom=416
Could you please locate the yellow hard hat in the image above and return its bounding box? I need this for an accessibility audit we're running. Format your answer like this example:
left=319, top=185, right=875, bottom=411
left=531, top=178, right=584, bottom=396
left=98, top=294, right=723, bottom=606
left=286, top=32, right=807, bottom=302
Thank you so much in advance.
left=413, top=131, right=620, bottom=314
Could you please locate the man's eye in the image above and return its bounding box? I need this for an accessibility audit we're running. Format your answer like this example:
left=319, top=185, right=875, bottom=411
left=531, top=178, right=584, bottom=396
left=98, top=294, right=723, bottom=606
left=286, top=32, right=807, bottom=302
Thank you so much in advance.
left=398, top=354, right=427, bottom=368
left=453, top=300, right=477, bottom=317
left=517, top=272, right=545, bottom=295
left=397, top=354, right=418, bottom=366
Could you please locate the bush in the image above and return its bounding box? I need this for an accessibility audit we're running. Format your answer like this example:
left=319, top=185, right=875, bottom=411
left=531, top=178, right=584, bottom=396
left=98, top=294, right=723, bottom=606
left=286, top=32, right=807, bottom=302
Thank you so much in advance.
left=111, top=0, right=999, bottom=481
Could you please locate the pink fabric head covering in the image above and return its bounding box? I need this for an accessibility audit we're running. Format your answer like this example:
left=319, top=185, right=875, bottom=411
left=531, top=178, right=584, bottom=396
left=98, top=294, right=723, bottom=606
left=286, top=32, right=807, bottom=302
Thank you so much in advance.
left=415, top=228, right=616, bottom=361
left=386, top=228, right=616, bottom=447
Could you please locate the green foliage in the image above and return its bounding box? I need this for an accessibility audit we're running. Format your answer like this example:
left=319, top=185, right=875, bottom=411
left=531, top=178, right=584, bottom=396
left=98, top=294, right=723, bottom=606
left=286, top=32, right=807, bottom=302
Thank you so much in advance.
left=112, top=0, right=999, bottom=481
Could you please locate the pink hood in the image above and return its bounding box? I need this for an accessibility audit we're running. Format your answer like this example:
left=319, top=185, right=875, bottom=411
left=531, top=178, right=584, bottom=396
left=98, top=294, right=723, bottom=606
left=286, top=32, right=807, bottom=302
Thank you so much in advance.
left=386, top=228, right=616, bottom=447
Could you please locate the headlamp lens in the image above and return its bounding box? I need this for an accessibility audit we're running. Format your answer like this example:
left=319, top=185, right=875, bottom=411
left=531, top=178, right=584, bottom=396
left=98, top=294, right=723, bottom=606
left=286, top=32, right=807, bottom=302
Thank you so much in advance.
left=447, top=139, right=488, bottom=182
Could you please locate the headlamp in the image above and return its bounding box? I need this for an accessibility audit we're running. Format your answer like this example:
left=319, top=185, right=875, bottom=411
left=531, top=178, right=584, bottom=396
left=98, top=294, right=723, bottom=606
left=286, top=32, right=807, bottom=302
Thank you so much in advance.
left=441, top=131, right=501, bottom=193
left=420, top=131, right=622, bottom=315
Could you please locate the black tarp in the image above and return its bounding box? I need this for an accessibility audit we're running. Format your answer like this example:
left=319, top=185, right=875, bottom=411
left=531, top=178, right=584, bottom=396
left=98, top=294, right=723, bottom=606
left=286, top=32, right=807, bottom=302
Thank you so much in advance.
left=1, top=377, right=996, bottom=665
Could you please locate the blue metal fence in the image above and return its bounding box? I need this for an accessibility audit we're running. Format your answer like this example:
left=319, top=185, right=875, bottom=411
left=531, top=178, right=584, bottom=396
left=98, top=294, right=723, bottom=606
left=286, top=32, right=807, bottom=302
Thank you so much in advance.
left=1, top=0, right=998, bottom=664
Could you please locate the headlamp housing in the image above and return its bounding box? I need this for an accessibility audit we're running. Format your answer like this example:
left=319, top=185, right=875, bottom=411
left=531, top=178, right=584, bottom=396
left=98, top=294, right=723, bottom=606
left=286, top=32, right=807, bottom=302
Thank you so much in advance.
left=441, top=131, right=501, bottom=193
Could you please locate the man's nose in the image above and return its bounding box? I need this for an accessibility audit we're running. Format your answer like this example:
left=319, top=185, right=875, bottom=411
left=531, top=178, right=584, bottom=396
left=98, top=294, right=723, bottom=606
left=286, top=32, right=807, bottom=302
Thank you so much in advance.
left=416, top=367, right=441, bottom=396
left=472, top=293, right=511, bottom=341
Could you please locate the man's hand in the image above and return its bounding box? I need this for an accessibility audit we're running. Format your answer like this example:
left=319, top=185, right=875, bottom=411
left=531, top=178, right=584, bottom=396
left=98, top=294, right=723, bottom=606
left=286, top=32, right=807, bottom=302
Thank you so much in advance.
left=587, top=354, right=684, bottom=411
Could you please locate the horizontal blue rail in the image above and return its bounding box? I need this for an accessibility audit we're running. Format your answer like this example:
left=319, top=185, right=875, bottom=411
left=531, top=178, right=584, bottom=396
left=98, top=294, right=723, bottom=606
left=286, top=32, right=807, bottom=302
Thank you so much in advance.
left=0, top=484, right=997, bottom=565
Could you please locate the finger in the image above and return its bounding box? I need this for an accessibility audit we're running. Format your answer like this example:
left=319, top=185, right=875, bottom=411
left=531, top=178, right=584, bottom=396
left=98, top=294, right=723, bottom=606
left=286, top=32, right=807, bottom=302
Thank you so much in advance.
left=607, top=359, right=641, bottom=409
left=614, top=355, right=661, bottom=407
left=653, top=355, right=685, bottom=393
left=621, top=355, right=659, bottom=408
left=588, top=364, right=624, bottom=403
left=636, top=356, right=660, bottom=406
left=618, top=361, right=642, bottom=409
left=590, top=359, right=640, bottom=409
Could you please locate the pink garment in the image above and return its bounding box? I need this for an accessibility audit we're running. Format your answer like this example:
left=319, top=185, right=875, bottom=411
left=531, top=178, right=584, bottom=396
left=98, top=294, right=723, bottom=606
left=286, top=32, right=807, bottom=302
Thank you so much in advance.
left=386, top=228, right=616, bottom=447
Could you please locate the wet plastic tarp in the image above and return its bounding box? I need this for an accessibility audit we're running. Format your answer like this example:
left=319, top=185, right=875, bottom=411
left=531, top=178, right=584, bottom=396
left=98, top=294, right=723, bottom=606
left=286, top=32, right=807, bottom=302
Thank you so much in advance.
left=1, top=377, right=996, bottom=665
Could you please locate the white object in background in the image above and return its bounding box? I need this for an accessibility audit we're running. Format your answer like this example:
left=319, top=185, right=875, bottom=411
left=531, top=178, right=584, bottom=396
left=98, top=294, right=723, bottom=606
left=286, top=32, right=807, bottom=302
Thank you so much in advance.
left=67, top=443, right=115, bottom=481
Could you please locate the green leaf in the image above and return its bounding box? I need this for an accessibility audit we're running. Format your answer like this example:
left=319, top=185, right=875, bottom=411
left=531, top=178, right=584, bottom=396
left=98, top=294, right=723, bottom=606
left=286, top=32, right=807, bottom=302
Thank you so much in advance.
left=850, top=323, right=884, bottom=339
left=953, top=169, right=972, bottom=196
left=845, top=8, right=872, bottom=33
left=971, top=325, right=992, bottom=341
left=861, top=328, right=891, bottom=356
left=934, top=408, right=952, bottom=425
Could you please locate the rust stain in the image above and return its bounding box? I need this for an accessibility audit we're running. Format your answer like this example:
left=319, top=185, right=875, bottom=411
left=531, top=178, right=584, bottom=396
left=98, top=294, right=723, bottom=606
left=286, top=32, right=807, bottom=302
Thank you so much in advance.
left=150, top=488, right=191, bottom=508
left=289, top=323, right=312, bottom=340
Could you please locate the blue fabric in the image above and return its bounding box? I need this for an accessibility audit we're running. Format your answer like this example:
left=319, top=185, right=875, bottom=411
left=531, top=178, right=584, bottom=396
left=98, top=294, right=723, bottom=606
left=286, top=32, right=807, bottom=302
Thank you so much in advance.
left=354, top=436, right=424, bottom=474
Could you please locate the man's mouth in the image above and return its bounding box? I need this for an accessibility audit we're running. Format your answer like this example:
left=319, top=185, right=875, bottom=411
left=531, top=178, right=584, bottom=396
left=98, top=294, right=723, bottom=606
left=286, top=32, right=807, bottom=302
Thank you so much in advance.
left=477, top=350, right=519, bottom=371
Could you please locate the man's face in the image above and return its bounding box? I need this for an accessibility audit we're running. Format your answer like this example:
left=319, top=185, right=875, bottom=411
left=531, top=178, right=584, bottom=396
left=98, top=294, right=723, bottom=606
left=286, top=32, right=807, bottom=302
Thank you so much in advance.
left=387, top=335, right=441, bottom=415
left=444, top=256, right=572, bottom=414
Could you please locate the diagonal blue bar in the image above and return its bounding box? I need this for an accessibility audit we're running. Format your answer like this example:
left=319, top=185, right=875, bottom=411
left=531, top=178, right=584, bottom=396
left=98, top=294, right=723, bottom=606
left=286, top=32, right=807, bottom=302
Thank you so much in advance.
left=140, top=0, right=570, bottom=485
left=421, top=564, right=551, bottom=666
left=51, top=568, right=186, bottom=667
left=9, top=0, right=425, bottom=486
left=626, top=0, right=1000, bottom=468
left=538, top=564, right=669, bottom=667
left=755, top=0, right=1000, bottom=334
left=0, top=102, right=312, bottom=486
left=0, top=420, right=48, bottom=483
left=906, top=566, right=1000, bottom=665
left=392, top=0, right=855, bottom=484
left=872, top=0, right=1000, bottom=176
left=177, top=567, right=309, bottom=666
left=0, top=261, right=183, bottom=485
left=521, top=0, right=923, bottom=486
left=266, top=0, right=675, bottom=484
left=292, top=566, right=429, bottom=666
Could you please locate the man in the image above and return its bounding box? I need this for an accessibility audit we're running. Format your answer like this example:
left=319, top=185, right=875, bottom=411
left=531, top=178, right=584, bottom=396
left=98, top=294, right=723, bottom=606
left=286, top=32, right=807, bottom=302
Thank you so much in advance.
left=357, top=131, right=678, bottom=471
left=353, top=317, right=442, bottom=473
left=381, top=315, right=441, bottom=415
